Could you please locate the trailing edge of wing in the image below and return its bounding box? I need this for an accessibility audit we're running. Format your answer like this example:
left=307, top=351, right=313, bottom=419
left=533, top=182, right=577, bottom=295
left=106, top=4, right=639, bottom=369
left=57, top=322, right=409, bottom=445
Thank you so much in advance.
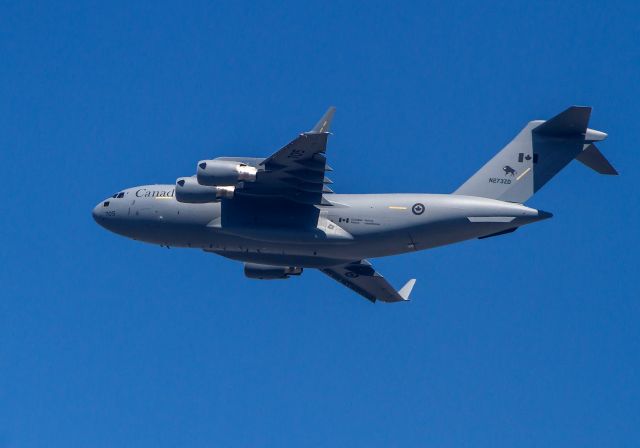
left=309, top=106, right=336, bottom=134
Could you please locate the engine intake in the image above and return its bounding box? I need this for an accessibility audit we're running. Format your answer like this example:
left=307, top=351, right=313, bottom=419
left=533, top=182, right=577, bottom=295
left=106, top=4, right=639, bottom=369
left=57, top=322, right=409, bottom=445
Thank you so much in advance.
left=244, top=263, right=303, bottom=280
left=175, top=177, right=234, bottom=203
left=197, top=159, right=257, bottom=186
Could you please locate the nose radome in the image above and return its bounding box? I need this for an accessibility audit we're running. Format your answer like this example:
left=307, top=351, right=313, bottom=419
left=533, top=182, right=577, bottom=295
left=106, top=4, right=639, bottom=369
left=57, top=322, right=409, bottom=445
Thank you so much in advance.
left=92, top=203, right=104, bottom=224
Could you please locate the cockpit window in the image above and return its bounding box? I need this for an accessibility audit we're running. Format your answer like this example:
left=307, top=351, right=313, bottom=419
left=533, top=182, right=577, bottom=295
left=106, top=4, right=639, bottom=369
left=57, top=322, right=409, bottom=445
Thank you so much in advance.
left=112, top=194, right=117, bottom=198
left=103, top=201, right=110, bottom=207
left=117, top=192, right=124, bottom=198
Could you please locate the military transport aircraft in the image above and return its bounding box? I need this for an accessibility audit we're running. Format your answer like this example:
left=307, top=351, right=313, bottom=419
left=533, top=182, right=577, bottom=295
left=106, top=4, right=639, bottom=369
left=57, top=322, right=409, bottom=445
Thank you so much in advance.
left=93, top=106, right=616, bottom=303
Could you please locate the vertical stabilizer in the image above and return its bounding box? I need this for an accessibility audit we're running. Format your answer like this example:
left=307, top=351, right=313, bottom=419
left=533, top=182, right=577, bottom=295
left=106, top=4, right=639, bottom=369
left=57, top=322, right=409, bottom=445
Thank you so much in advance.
left=454, top=106, right=614, bottom=203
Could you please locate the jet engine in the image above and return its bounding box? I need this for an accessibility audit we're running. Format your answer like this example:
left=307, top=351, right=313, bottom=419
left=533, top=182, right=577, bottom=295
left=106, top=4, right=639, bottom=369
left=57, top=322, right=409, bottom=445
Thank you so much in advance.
left=175, top=177, right=234, bottom=203
left=243, top=263, right=303, bottom=280
left=197, top=160, right=258, bottom=186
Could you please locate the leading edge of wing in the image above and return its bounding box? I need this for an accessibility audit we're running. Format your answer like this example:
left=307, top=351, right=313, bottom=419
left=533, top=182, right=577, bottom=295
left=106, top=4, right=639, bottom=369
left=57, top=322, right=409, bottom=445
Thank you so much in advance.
left=319, top=260, right=416, bottom=303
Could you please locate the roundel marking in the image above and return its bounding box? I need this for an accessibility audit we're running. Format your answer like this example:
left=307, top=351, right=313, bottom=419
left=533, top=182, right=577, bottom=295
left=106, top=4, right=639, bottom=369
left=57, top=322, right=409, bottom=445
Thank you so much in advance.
left=345, top=271, right=359, bottom=278
left=412, top=203, right=425, bottom=215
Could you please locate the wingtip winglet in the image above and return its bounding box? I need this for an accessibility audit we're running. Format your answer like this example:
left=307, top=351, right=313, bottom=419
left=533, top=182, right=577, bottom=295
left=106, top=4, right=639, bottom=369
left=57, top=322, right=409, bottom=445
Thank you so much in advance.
left=310, top=106, right=336, bottom=134
left=398, top=278, right=417, bottom=301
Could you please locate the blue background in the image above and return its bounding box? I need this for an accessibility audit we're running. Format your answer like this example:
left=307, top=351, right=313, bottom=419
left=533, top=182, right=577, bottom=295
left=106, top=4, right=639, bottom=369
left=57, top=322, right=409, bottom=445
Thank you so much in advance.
left=1, top=1, right=638, bottom=446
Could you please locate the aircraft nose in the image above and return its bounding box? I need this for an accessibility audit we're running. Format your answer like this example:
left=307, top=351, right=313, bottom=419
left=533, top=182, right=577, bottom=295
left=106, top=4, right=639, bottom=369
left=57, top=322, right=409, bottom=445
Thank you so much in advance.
left=92, top=201, right=110, bottom=227
left=92, top=203, right=102, bottom=224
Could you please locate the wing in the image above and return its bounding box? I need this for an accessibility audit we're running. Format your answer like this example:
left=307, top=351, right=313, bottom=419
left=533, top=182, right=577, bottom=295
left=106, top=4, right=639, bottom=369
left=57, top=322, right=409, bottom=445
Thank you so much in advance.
left=234, top=107, right=336, bottom=205
left=320, top=260, right=416, bottom=303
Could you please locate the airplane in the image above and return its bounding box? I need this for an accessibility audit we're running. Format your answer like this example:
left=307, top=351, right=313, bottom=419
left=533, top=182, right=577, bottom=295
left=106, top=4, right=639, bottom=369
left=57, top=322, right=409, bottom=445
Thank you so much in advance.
left=92, top=106, right=617, bottom=303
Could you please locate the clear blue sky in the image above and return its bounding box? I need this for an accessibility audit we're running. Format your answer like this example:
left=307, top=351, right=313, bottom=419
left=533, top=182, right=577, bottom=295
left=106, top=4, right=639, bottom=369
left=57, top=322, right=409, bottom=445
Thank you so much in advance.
left=1, top=1, right=638, bottom=446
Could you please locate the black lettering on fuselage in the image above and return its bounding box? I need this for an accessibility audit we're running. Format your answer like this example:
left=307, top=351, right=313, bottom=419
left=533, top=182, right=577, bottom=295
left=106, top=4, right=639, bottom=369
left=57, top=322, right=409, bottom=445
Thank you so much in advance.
left=135, top=188, right=175, bottom=198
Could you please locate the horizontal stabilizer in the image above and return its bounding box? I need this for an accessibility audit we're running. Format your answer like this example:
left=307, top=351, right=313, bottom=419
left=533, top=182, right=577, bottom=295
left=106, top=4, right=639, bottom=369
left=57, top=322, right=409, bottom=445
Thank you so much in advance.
left=576, top=144, right=619, bottom=175
left=533, top=106, right=591, bottom=137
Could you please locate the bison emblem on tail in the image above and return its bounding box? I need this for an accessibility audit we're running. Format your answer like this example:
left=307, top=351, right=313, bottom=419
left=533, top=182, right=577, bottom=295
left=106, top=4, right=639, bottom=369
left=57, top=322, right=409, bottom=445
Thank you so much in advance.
left=503, top=165, right=517, bottom=176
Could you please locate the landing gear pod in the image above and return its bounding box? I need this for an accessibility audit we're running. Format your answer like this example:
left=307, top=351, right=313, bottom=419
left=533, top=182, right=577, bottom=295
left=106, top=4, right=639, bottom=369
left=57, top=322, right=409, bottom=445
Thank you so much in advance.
left=175, top=177, right=235, bottom=203
left=197, top=160, right=257, bottom=186
left=243, top=263, right=303, bottom=280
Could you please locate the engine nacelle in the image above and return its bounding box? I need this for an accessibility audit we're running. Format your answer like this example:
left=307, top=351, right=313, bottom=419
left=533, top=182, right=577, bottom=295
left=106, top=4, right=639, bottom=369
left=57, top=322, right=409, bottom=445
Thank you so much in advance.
left=197, top=159, right=257, bottom=186
left=175, top=177, right=234, bottom=203
left=243, top=263, right=303, bottom=280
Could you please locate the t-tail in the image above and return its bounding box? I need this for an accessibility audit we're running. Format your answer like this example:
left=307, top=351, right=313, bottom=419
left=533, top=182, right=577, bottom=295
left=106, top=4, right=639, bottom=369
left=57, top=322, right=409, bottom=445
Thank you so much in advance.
left=454, top=106, right=617, bottom=203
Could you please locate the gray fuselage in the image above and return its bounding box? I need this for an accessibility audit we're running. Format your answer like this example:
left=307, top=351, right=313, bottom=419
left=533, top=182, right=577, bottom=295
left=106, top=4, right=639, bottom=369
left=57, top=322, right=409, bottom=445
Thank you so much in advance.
left=92, top=185, right=550, bottom=268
